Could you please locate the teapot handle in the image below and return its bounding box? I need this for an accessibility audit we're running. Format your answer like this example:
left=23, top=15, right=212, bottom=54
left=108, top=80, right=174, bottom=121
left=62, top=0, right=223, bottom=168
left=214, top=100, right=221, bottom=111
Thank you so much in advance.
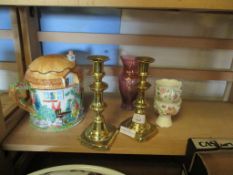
left=9, top=82, right=35, bottom=114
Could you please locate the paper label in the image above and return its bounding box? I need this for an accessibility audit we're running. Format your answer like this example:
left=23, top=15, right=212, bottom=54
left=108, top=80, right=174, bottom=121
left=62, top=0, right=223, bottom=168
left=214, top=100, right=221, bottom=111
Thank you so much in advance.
left=192, top=138, right=233, bottom=150
left=216, top=139, right=233, bottom=149
left=132, top=113, right=146, bottom=124
left=120, top=126, right=136, bottom=138
left=192, top=139, right=218, bottom=150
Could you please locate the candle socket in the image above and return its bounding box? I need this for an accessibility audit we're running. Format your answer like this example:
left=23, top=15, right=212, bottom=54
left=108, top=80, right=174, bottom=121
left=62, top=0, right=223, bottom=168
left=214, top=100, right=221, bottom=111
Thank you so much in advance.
left=121, top=57, right=158, bottom=142
left=80, top=56, right=118, bottom=150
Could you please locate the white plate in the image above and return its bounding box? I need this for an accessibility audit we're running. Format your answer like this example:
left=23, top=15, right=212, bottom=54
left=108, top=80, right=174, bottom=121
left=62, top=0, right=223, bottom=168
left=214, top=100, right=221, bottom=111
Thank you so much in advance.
left=28, top=164, right=125, bottom=175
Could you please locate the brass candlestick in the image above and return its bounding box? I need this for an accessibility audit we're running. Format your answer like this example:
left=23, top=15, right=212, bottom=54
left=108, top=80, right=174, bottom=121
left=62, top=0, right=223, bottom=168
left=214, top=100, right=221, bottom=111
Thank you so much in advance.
left=121, top=57, right=158, bottom=142
left=80, top=55, right=118, bottom=150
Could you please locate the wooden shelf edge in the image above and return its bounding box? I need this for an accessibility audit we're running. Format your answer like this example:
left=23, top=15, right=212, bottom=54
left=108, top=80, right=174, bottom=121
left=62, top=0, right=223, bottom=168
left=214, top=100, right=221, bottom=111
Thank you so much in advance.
left=0, top=30, right=14, bottom=39
left=2, top=94, right=233, bottom=155
left=38, top=32, right=233, bottom=50
left=82, top=65, right=233, bottom=81
left=0, top=92, right=18, bottom=119
left=0, top=0, right=233, bottom=11
left=0, top=62, right=17, bottom=72
left=0, top=107, right=26, bottom=143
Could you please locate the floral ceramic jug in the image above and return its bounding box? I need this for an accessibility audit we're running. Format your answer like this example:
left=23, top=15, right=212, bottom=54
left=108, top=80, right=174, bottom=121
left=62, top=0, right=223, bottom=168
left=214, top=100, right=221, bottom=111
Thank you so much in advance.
left=10, top=53, right=84, bottom=131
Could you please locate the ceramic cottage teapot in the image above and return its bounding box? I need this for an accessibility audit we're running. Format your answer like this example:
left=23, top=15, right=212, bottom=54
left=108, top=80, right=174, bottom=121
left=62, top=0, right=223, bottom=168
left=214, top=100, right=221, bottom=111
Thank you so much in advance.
left=10, top=53, right=84, bottom=131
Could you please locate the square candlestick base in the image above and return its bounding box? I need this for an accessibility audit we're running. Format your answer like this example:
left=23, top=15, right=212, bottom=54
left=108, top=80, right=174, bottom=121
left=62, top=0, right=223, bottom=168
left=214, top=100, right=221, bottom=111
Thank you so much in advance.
left=121, top=117, right=158, bottom=142
left=80, top=124, right=118, bottom=151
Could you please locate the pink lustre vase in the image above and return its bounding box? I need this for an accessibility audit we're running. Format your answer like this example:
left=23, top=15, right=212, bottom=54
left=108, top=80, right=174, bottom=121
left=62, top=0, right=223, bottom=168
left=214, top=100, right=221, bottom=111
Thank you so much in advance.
left=119, top=55, right=139, bottom=110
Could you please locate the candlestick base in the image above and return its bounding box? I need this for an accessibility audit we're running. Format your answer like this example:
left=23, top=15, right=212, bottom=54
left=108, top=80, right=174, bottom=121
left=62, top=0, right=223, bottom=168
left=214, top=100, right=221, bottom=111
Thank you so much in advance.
left=121, top=117, right=157, bottom=142
left=80, top=123, right=118, bottom=151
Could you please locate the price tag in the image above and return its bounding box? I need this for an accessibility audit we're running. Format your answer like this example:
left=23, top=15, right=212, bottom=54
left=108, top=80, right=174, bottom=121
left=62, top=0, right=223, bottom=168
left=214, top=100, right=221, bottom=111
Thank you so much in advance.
left=132, top=113, right=146, bottom=124
left=120, top=126, right=136, bottom=138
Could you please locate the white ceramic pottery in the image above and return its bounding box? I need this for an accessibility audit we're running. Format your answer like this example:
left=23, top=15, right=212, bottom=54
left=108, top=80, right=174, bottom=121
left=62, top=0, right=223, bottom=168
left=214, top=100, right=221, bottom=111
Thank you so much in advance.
left=155, top=79, right=182, bottom=103
left=28, top=164, right=125, bottom=175
left=154, top=79, right=182, bottom=128
left=9, top=53, right=84, bottom=131
left=154, top=100, right=181, bottom=128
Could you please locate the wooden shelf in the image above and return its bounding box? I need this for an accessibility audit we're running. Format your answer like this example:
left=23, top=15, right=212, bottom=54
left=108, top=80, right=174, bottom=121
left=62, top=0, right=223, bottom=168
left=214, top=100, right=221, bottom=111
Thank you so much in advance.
left=0, top=92, right=17, bottom=118
left=0, top=0, right=233, bottom=11
left=2, top=94, right=233, bottom=155
left=38, top=32, right=233, bottom=50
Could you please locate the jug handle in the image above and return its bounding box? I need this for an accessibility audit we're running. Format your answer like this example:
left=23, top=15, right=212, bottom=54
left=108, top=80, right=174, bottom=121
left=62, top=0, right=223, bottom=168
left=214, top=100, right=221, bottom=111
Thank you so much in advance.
left=9, top=82, right=35, bottom=114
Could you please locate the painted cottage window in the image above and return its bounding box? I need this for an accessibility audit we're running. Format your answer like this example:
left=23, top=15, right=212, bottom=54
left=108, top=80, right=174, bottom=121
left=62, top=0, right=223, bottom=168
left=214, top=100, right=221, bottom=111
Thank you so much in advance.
left=43, top=90, right=64, bottom=101
left=65, top=73, right=74, bottom=86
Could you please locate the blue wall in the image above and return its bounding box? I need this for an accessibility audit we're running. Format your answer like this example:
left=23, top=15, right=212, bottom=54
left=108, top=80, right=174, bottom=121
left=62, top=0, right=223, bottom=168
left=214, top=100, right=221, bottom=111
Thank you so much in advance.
left=40, top=7, right=121, bottom=65
left=0, top=7, right=12, bottom=29
left=0, top=7, right=15, bottom=61
left=0, top=39, right=15, bottom=61
left=0, top=7, right=121, bottom=64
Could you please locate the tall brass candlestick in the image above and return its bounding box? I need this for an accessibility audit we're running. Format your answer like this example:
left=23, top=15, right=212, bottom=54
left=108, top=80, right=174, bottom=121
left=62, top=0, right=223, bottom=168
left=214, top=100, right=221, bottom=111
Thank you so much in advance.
left=121, top=57, right=158, bottom=142
left=80, top=55, right=118, bottom=150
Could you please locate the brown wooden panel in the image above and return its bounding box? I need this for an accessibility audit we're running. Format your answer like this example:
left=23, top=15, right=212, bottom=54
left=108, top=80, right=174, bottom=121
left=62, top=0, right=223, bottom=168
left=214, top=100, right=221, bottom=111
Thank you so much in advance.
left=82, top=65, right=233, bottom=81
left=0, top=0, right=232, bottom=11
left=5, top=108, right=26, bottom=134
left=18, top=7, right=41, bottom=66
left=0, top=30, right=13, bottom=39
left=0, top=8, right=27, bottom=144
left=10, top=8, right=25, bottom=80
left=38, top=32, right=233, bottom=50
left=0, top=62, right=17, bottom=71
left=149, top=68, right=233, bottom=81
left=0, top=107, right=26, bottom=143
left=229, top=88, right=233, bottom=102
left=0, top=98, right=6, bottom=142
left=0, top=93, right=23, bottom=142
left=0, top=93, right=17, bottom=119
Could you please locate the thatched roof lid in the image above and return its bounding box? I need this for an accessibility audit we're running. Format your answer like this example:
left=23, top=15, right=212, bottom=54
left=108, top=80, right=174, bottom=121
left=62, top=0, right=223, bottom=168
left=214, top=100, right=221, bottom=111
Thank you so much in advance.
left=25, top=54, right=78, bottom=89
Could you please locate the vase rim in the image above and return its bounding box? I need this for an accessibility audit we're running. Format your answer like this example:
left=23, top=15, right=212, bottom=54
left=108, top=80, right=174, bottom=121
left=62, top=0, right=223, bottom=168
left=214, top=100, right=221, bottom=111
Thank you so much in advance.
left=120, top=55, right=136, bottom=60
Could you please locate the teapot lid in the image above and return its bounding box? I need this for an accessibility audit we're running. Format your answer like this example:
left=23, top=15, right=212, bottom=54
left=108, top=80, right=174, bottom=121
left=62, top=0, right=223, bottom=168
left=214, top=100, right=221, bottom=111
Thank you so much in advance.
left=25, top=54, right=79, bottom=90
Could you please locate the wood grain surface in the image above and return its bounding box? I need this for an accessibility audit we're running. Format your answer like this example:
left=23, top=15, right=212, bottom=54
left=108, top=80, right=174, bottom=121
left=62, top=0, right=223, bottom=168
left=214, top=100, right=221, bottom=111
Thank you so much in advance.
left=2, top=94, right=233, bottom=155
left=0, top=0, right=233, bottom=11
left=0, top=92, right=17, bottom=118
left=38, top=32, right=233, bottom=50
